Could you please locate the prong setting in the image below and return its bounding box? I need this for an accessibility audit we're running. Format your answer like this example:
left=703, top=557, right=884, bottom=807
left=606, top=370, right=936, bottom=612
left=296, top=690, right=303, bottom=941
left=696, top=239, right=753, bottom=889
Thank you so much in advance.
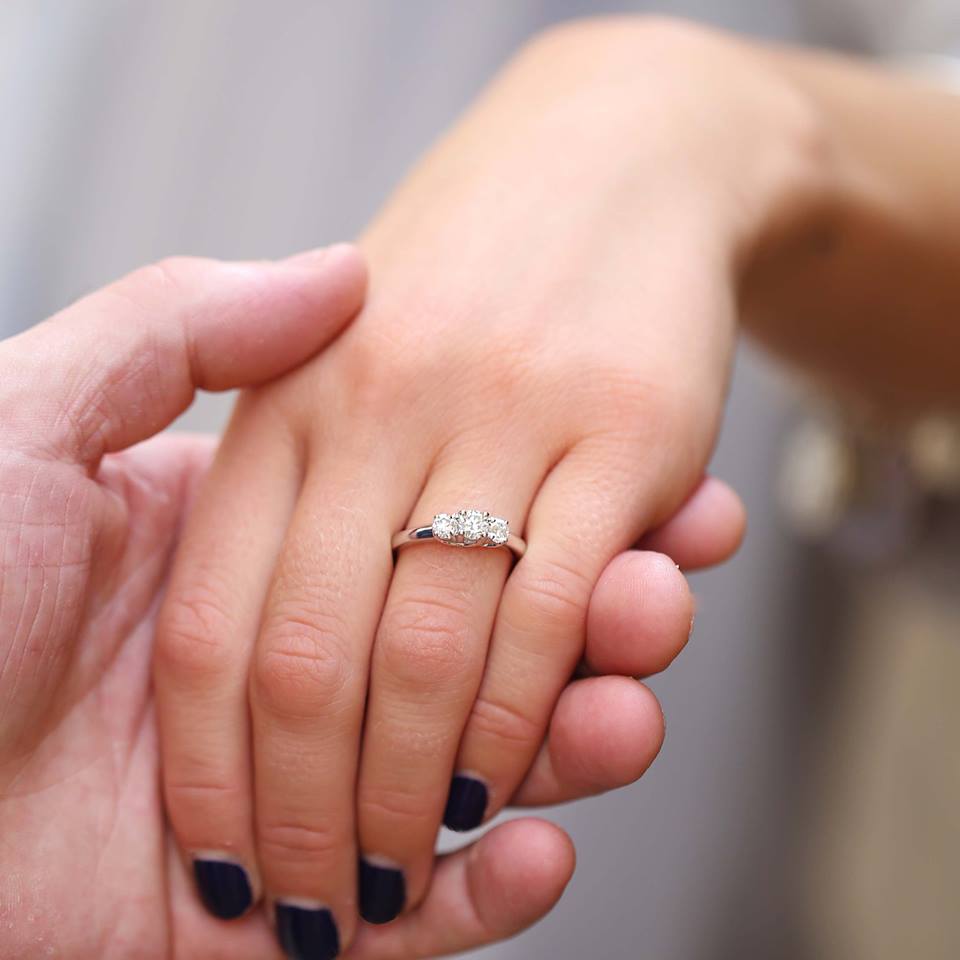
left=431, top=510, right=510, bottom=547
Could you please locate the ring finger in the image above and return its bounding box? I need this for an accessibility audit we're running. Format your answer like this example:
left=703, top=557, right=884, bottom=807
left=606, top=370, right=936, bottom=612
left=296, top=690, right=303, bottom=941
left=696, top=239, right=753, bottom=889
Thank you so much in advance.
left=354, top=440, right=545, bottom=924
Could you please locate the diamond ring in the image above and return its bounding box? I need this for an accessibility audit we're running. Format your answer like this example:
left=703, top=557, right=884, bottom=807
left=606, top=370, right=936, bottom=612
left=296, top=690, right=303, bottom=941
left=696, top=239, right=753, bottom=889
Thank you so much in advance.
left=392, top=509, right=526, bottom=558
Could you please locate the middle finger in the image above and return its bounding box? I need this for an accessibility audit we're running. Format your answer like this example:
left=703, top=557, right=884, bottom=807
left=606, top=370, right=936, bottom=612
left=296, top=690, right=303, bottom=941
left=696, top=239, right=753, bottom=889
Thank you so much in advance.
left=250, top=447, right=411, bottom=958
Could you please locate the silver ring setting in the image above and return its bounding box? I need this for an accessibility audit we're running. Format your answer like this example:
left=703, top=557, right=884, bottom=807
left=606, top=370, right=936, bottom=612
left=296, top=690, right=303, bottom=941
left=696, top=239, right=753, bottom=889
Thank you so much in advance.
left=392, top=509, right=525, bottom=557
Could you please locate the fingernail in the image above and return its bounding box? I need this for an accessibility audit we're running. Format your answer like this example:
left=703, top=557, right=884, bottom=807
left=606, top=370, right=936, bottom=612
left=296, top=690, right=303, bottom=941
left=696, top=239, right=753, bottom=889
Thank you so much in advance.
left=192, top=858, right=253, bottom=920
left=443, top=774, right=488, bottom=832
left=359, top=858, right=405, bottom=925
left=275, top=901, right=340, bottom=960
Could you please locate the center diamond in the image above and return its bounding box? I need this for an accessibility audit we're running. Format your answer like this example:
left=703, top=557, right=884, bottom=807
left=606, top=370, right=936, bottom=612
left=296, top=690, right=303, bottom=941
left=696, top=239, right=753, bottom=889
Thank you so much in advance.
left=457, top=509, right=488, bottom=544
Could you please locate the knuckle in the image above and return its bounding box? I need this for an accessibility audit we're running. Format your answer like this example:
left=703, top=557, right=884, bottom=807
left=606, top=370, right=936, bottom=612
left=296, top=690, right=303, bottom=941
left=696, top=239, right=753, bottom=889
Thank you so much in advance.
left=587, top=369, right=670, bottom=434
left=258, top=819, right=340, bottom=867
left=108, top=258, right=200, bottom=330
left=646, top=385, right=705, bottom=441
left=165, top=778, right=247, bottom=821
left=377, top=593, right=475, bottom=687
left=329, top=309, right=537, bottom=423
left=357, top=783, right=435, bottom=829
left=468, top=694, right=543, bottom=750
left=366, top=717, right=451, bottom=764
left=567, top=363, right=700, bottom=445
left=253, top=619, right=352, bottom=719
left=127, top=256, right=199, bottom=299
left=512, top=557, right=591, bottom=631
left=325, top=333, right=420, bottom=421
left=156, top=586, right=238, bottom=687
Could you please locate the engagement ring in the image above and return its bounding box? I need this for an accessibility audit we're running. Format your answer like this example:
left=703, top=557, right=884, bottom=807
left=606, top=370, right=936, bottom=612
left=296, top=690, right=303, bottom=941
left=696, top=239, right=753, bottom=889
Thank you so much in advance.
left=392, top=509, right=526, bottom=558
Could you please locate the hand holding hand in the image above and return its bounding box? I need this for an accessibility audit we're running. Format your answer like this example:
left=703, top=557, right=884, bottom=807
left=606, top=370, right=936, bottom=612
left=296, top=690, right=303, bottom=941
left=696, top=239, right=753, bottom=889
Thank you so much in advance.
left=0, top=245, right=742, bottom=960
left=152, top=20, right=771, bottom=959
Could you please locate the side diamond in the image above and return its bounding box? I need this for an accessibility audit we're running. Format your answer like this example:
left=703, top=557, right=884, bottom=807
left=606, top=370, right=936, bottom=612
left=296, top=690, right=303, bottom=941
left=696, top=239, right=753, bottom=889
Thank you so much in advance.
left=432, top=513, right=460, bottom=541
left=485, top=516, right=509, bottom=545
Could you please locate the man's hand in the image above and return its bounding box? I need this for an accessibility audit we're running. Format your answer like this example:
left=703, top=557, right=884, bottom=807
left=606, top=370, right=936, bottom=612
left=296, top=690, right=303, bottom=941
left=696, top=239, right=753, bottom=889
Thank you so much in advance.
left=0, top=247, right=370, bottom=960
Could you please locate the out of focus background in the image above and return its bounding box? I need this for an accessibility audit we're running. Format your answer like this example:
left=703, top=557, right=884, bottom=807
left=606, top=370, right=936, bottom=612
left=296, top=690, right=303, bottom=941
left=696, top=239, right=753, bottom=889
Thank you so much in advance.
left=2, top=2, right=958, bottom=958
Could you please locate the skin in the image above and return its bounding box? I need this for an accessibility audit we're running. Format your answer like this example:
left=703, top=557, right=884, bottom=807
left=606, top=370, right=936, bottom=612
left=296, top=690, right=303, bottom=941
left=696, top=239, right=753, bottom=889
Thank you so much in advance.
left=149, top=15, right=960, bottom=958
left=0, top=245, right=742, bottom=960
left=155, top=16, right=814, bottom=956
left=157, top=18, right=960, bottom=955
left=743, top=42, right=960, bottom=413
left=10, top=12, right=959, bottom=960
left=155, top=20, right=772, bottom=949
left=0, top=248, right=367, bottom=959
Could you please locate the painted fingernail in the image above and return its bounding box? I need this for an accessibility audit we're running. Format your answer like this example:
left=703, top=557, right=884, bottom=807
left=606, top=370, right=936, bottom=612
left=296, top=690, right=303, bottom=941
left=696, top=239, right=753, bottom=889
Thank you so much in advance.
left=443, top=774, right=488, bottom=832
left=275, top=901, right=340, bottom=960
left=192, top=858, right=253, bottom=920
left=359, top=858, right=406, bottom=925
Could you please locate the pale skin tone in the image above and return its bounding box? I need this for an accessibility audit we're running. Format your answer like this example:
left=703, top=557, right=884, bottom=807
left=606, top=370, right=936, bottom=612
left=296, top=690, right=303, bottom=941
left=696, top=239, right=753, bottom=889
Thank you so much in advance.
left=156, top=15, right=960, bottom=959
left=4, top=14, right=960, bottom=960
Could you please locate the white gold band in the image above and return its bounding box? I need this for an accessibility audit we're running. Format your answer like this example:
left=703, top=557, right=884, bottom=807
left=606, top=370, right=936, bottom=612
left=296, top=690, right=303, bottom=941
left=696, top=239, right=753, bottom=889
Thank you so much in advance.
left=392, top=509, right=526, bottom=558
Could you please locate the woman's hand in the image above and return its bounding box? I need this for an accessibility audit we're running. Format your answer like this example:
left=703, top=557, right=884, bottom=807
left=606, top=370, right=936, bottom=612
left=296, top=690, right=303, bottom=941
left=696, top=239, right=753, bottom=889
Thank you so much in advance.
left=153, top=18, right=796, bottom=959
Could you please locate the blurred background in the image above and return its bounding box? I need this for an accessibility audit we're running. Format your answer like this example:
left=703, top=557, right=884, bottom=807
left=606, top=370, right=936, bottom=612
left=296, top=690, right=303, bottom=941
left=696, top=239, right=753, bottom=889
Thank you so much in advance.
left=2, top=2, right=958, bottom=958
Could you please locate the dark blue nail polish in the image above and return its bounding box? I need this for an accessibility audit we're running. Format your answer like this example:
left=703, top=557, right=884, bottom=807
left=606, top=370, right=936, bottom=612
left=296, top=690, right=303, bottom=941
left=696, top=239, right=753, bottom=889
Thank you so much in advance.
left=275, top=902, right=340, bottom=960
left=359, top=858, right=405, bottom=925
left=443, top=775, right=488, bottom=832
left=192, top=859, right=253, bottom=920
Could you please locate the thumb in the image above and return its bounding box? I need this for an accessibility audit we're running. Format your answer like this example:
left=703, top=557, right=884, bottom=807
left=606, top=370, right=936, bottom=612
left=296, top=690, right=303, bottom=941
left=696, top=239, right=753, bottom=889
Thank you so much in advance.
left=0, top=244, right=365, bottom=466
left=348, top=819, right=575, bottom=959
